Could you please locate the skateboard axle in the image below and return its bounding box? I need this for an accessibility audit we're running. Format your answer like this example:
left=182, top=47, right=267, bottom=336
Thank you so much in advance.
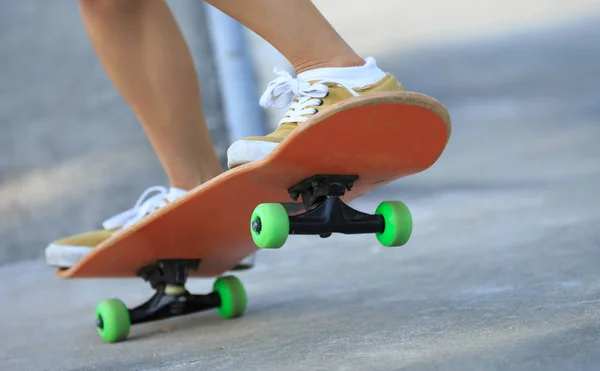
left=251, top=174, right=413, bottom=249
left=289, top=196, right=384, bottom=236
left=128, top=289, right=221, bottom=325
left=287, top=174, right=384, bottom=236
left=118, top=260, right=222, bottom=325
left=94, top=261, right=248, bottom=343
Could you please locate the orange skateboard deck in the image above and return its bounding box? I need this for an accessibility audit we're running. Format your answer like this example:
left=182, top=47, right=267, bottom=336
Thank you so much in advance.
left=58, top=91, right=450, bottom=279
left=59, top=91, right=451, bottom=343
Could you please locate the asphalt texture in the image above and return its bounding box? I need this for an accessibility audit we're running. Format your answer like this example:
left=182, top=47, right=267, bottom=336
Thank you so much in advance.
left=1, top=1, right=600, bottom=370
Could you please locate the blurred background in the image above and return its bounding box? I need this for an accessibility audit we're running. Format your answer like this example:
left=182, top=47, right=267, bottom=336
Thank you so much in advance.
left=1, top=1, right=600, bottom=370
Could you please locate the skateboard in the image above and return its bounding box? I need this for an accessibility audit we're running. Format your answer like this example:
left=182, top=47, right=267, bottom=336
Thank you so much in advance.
left=56, top=91, right=451, bottom=343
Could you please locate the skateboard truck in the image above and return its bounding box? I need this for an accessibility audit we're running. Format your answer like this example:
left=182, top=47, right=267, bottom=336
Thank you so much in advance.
left=250, top=174, right=414, bottom=249
left=122, top=260, right=219, bottom=325
left=94, top=259, right=247, bottom=343
left=287, top=174, right=382, bottom=238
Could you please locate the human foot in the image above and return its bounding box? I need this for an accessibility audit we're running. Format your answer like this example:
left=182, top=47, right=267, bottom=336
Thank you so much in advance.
left=226, top=57, right=404, bottom=168
left=45, top=186, right=187, bottom=268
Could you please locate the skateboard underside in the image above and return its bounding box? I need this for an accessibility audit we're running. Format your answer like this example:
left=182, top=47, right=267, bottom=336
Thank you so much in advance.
left=59, top=91, right=452, bottom=343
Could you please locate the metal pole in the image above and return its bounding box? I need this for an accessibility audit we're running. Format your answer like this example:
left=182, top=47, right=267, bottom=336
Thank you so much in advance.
left=204, top=4, right=266, bottom=144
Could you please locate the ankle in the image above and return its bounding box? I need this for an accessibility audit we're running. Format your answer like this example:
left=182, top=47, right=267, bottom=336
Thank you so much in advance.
left=296, top=56, right=386, bottom=88
left=293, top=55, right=366, bottom=74
left=169, top=170, right=222, bottom=190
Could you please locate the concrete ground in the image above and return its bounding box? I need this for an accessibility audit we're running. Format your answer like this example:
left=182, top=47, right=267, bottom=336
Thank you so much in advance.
left=1, top=1, right=600, bottom=370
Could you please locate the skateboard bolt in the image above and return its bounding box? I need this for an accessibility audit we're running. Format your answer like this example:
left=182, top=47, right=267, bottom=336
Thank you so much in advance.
left=251, top=219, right=262, bottom=233
left=96, top=316, right=104, bottom=330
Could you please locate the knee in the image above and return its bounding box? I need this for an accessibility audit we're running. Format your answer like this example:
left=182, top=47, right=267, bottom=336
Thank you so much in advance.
left=78, top=0, right=146, bottom=18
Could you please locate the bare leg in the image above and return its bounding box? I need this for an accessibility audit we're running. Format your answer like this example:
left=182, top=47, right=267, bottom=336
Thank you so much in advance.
left=216, top=0, right=403, bottom=169
left=204, top=0, right=365, bottom=73
left=78, top=0, right=222, bottom=190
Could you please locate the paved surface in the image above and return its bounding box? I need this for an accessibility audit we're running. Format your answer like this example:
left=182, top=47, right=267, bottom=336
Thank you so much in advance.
left=1, top=1, right=600, bottom=370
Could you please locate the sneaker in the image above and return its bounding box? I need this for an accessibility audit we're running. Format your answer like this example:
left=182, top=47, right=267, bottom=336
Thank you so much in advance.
left=45, top=186, right=188, bottom=268
left=226, top=57, right=404, bottom=168
left=45, top=185, right=257, bottom=270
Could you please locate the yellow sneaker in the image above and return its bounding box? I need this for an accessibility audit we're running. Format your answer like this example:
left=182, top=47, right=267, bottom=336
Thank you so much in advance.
left=226, top=57, right=404, bottom=168
left=45, top=185, right=257, bottom=270
left=45, top=186, right=187, bottom=268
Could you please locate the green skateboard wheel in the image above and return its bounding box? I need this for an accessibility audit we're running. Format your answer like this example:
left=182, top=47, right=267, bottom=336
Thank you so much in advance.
left=95, top=298, right=131, bottom=343
left=213, top=275, right=247, bottom=319
left=375, top=201, right=413, bottom=247
left=250, top=203, right=289, bottom=249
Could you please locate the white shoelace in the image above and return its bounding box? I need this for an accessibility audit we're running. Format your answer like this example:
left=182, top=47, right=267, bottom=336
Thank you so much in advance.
left=259, top=69, right=360, bottom=124
left=102, top=186, right=171, bottom=230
